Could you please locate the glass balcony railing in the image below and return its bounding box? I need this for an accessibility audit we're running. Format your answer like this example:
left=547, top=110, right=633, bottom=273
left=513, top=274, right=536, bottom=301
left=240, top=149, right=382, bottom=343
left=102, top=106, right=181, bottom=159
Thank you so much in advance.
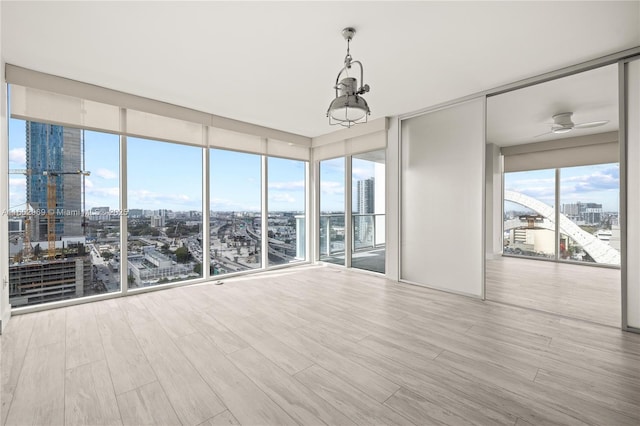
left=352, top=213, right=385, bottom=252
left=319, top=213, right=386, bottom=273
left=319, top=214, right=345, bottom=260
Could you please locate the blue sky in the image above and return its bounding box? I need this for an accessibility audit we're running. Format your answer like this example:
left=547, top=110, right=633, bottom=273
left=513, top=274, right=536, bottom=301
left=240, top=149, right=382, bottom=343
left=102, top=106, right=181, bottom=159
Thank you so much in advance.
left=11, top=119, right=619, bottom=214
left=505, top=163, right=620, bottom=212
left=8, top=119, right=310, bottom=213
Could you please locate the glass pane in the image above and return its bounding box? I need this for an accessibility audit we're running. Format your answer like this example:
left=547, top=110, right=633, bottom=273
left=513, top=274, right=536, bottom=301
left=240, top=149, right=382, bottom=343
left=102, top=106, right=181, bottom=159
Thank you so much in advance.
left=351, top=150, right=385, bottom=273
left=267, top=157, right=306, bottom=266
left=127, top=138, right=203, bottom=288
left=210, top=149, right=261, bottom=275
left=559, top=163, right=620, bottom=265
left=319, top=157, right=345, bottom=265
left=503, top=169, right=556, bottom=259
left=8, top=119, right=121, bottom=307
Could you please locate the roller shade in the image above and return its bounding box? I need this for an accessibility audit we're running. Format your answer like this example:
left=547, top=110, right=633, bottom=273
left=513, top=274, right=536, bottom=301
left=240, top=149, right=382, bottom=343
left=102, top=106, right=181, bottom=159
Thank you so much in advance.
left=312, top=118, right=388, bottom=161
left=502, top=132, right=619, bottom=172
left=10, top=85, right=121, bottom=133
left=266, top=138, right=309, bottom=161
left=127, top=109, right=204, bottom=146
left=6, top=64, right=311, bottom=159
left=209, top=127, right=265, bottom=153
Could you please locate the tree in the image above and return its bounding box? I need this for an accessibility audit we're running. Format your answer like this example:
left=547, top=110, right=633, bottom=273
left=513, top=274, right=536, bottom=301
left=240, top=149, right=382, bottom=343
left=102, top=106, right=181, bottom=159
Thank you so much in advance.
left=101, top=251, right=113, bottom=260
left=175, top=246, right=190, bottom=263
left=193, top=262, right=202, bottom=275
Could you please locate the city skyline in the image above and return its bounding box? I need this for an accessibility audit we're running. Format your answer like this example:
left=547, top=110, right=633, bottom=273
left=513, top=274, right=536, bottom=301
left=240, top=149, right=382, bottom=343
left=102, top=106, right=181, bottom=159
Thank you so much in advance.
left=504, top=163, right=620, bottom=213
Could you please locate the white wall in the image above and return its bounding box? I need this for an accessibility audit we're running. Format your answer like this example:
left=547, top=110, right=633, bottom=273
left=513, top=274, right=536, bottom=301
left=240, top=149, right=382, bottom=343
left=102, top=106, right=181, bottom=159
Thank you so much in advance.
left=400, top=98, right=485, bottom=297
left=386, top=118, right=400, bottom=280
left=0, top=2, right=11, bottom=333
left=627, top=58, right=640, bottom=329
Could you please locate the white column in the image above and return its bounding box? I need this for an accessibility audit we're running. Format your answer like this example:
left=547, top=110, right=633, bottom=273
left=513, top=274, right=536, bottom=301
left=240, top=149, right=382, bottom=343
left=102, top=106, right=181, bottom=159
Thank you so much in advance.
left=0, top=4, right=12, bottom=331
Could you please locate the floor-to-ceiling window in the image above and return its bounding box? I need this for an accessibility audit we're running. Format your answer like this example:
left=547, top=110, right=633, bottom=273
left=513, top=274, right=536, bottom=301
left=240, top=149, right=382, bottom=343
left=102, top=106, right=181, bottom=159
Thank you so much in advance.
left=210, top=149, right=262, bottom=275
left=319, top=157, right=345, bottom=266
left=503, top=168, right=556, bottom=260
left=559, top=163, right=620, bottom=264
left=351, top=150, right=385, bottom=273
left=8, top=119, right=121, bottom=307
left=267, top=157, right=306, bottom=266
left=127, top=137, right=203, bottom=288
left=5, top=80, right=310, bottom=312
left=503, top=164, right=620, bottom=266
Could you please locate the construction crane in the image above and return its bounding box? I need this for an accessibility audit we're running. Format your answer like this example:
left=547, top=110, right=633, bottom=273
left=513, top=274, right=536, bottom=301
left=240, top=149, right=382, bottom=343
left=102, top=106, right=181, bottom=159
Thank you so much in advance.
left=43, top=169, right=90, bottom=258
left=8, top=169, right=33, bottom=260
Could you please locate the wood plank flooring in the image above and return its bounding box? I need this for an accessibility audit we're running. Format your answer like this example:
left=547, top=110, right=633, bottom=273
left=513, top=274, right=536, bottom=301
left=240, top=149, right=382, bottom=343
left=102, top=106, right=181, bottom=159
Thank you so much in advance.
left=2, top=264, right=640, bottom=425
left=486, top=256, right=621, bottom=327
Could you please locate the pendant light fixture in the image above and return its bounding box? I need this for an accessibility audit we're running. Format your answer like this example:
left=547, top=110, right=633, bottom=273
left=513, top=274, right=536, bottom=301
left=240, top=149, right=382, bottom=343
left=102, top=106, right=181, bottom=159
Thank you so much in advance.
left=326, top=27, right=371, bottom=128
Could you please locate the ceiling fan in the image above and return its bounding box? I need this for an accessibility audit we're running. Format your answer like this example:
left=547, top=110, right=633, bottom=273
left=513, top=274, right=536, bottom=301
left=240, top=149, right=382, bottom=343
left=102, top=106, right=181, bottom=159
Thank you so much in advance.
left=535, top=112, right=608, bottom=137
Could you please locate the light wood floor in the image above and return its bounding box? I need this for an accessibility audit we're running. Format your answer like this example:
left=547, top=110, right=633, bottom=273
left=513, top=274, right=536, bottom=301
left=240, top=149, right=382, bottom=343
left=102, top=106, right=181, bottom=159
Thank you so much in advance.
left=2, top=264, right=640, bottom=426
left=486, top=256, right=621, bottom=327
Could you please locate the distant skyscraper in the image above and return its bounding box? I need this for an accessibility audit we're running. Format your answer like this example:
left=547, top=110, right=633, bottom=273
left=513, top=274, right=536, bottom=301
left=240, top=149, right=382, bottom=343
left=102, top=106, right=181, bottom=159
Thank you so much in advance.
left=356, top=178, right=375, bottom=243
left=26, top=122, right=83, bottom=241
left=357, top=178, right=375, bottom=215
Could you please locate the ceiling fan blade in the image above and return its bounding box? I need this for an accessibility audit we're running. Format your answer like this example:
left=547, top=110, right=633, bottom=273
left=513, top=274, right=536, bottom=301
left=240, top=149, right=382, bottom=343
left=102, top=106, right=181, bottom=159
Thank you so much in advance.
left=534, top=131, right=553, bottom=138
left=574, top=120, right=609, bottom=129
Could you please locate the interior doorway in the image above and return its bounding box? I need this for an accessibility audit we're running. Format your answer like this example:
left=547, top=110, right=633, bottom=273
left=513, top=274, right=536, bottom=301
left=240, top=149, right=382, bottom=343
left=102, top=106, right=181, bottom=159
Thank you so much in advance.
left=485, top=64, right=621, bottom=327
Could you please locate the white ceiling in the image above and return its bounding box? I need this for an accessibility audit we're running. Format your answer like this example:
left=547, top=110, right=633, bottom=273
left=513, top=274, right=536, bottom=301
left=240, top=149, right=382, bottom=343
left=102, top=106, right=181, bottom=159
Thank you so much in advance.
left=487, top=64, right=619, bottom=147
left=2, top=1, right=639, bottom=138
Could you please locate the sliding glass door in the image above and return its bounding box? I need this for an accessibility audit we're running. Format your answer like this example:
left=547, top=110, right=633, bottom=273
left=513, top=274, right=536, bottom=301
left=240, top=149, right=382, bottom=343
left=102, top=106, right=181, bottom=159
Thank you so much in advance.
left=319, top=157, right=345, bottom=266
left=351, top=150, right=385, bottom=273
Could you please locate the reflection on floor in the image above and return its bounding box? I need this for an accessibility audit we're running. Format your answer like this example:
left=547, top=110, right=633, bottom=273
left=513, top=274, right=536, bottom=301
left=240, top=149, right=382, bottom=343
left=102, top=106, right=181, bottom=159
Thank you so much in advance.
left=320, top=248, right=385, bottom=273
left=486, top=256, right=620, bottom=327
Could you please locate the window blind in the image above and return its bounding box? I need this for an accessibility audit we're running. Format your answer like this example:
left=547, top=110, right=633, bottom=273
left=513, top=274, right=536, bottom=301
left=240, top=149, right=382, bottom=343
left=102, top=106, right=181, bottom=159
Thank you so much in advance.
left=6, top=64, right=311, bottom=160
left=502, top=131, right=619, bottom=172
left=312, top=117, right=388, bottom=161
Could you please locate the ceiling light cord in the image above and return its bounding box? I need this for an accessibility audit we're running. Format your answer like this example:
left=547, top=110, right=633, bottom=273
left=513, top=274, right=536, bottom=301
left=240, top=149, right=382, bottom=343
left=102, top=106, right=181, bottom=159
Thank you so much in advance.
left=345, top=38, right=352, bottom=67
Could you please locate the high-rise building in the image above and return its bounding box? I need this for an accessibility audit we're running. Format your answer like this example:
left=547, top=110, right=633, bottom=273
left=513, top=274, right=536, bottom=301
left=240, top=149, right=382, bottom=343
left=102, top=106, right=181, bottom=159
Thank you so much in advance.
left=561, top=201, right=603, bottom=225
left=26, top=122, right=83, bottom=241
left=356, top=178, right=375, bottom=243
left=357, top=178, right=375, bottom=215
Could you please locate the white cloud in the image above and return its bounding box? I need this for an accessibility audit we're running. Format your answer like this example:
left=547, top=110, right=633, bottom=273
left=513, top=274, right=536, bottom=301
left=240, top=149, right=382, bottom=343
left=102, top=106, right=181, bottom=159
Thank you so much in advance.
left=86, top=186, right=119, bottom=197
left=84, top=178, right=94, bottom=188
left=352, top=167, right=372, bottom=181
left=128, top=189, right=193, bottom=206
left=9, top=148, right=25, bottom=166
left=321, top=181, right=344, bottom=196
left=268, top=181, right=304, bottom=190
left=211, top=198, right=259, bottom=212
left=95, top=168, right=117, bottom=179
left=269, top=193, right=295, bottom=203
left=9, top=178, right=26, bottom=188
